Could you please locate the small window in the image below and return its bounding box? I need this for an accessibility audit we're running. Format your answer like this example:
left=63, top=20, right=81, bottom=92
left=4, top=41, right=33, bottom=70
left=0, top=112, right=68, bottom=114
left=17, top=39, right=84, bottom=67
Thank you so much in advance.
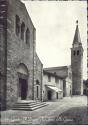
left=73, top=51, right=76, bottom=56
left=55, top=77, right=59, bottom=83
left=56, top=92, right=58, bottom=99
left=77, top=50, right=79, bottom=55
left=26, top=28, right=30, bottom=45
left=36, top=86, right=39, bottom=98
left=21, top=22, right=25, bottom=40
left=36, top=80, right=40, bottom=85
left=16, top=15, right=20, bottom=36
left=48, top=75, right=51, bottom=82
left=69, top=73, right=72, bottom=79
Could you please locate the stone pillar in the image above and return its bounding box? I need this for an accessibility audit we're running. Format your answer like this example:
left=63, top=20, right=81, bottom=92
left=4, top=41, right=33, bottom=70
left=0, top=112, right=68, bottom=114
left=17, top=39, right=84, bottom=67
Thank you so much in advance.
left=32, top=27, right=36, bottom=100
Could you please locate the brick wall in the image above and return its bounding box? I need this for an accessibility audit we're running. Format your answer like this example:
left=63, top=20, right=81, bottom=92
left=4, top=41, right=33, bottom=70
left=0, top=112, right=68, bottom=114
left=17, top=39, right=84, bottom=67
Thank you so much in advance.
left=0, top=0, right=43, bottom=109
left=71, top=46, right=83, bottom=95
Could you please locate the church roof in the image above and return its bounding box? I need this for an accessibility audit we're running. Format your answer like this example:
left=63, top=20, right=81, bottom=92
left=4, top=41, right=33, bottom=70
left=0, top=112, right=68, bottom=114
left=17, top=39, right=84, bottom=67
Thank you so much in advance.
left=73, top=21, right=81, bottom=44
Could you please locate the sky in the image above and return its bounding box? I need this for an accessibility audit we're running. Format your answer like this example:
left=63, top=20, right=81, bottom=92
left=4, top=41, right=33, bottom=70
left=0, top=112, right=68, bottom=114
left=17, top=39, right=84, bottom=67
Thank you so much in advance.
left=22, top=1, right=87, bottom=79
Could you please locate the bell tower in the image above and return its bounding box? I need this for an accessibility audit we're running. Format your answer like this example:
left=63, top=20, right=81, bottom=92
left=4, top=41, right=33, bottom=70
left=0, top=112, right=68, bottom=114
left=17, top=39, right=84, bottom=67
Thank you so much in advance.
left=71, top=21, right=83, bottom=95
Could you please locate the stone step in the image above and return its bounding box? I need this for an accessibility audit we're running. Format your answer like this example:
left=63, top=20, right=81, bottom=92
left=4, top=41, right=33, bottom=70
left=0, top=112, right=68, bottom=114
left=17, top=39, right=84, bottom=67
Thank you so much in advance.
left=13, top=103, right=48, bottom=111
left=15, top=101, right=41, bottom=106
left=12, top=101, right=48, bottom=111
left=13, top=102, right=47, bottom=108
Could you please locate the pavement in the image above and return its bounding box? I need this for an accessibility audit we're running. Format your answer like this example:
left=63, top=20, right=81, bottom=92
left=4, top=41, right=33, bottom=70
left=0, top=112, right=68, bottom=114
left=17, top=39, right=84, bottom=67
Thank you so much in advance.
left=1, top=96, right=87, bottom=125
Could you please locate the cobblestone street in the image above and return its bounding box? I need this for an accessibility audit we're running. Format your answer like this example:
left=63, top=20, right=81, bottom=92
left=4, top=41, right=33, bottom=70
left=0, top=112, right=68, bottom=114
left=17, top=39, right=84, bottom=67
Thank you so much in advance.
left=1, top=96, right=87, bottom=124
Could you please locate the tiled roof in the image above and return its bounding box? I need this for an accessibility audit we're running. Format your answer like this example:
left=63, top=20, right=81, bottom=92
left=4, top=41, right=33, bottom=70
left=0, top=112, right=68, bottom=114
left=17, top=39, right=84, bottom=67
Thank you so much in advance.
left=43, top=70, right=64, bottom=79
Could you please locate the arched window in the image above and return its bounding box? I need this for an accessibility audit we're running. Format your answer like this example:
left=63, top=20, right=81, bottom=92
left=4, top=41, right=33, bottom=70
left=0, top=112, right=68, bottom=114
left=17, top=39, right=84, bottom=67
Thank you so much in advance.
left=16, top=15, right=20, bottom=36
left=77, top=50, right=79, bottom=55
left=17, top=63, right=29, bottom=76
left=26, top=28, right=30, bottom=45
left=73, top=51, right=76, bottom=56
left=21, top=22, right=25, bottom=40
left=36, top=80, right=40, bottom=85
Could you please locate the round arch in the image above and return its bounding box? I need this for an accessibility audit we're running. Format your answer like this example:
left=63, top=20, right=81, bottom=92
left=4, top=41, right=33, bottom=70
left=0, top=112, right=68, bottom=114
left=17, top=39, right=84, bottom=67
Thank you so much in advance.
left=17, top=63, right=29, bottom=76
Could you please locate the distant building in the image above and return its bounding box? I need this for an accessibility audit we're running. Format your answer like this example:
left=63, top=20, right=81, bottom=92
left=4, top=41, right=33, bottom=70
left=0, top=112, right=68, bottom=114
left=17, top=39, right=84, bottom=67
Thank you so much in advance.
left=43, top=66, right=72, bottom=99
left=71, top=21, right=83, bottom=95
left=43, top=70, right=63, bottom=101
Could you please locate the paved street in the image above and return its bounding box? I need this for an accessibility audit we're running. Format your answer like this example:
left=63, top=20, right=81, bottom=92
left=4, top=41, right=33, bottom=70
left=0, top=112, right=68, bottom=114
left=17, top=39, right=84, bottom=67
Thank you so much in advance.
left=1, top=96, right=87, bottom=124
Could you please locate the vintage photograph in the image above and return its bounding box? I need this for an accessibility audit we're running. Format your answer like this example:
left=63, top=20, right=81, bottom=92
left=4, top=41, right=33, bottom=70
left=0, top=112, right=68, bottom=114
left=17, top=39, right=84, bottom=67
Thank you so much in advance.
left=0, top=0, right=87, bottom=124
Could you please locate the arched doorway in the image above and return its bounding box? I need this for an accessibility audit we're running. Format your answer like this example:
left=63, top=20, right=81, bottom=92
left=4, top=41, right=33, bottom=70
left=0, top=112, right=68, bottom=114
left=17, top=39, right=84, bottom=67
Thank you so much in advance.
left=17, top=63, right=29, bottom=100
left=19, top=78, right=28, bottom=100
left=47, top=91, right=52, bottom=100
left=63, top=81, right=66, bottom=97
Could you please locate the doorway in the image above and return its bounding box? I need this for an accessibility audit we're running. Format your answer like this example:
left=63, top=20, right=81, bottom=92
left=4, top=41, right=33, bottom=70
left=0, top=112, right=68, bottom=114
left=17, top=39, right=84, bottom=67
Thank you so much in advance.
left=48, top=91, right=52, bottom=100
left=19, top=78, right=28, bottom=100
left=63, top=82, right=66, bottom=97
left=36, top=86, right=39, bottom=98
left=56, top=92, right=58, bottom=99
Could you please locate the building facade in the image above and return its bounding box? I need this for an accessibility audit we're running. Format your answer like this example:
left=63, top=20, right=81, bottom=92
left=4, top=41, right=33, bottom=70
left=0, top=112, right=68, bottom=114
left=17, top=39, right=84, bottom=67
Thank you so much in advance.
left=0, top=0, right=43, bottom=110
left=44, top=66, right=72, bottom=97
left=43, top=70, right=63, bottom=101
left=71, top=22, right=83, bottom=95
left=87, top=1, right=88, bottom=79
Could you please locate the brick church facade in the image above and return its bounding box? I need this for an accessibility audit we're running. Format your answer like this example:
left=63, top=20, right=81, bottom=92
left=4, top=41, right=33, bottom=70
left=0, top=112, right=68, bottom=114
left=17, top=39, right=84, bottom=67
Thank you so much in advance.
left=0, top=0, right=43, bottom=110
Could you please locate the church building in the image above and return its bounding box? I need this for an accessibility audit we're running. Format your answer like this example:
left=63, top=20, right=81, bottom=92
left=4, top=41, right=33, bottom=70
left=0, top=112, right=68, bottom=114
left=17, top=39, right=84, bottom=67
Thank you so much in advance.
left=0, top=0, right=84, bottom=111
left=0, top=0, right=43, bottom=110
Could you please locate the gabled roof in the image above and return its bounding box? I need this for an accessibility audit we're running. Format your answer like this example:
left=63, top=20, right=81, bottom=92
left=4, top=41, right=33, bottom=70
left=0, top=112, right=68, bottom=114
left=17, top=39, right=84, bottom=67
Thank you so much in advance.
left=43, top=65, right=71, bottom=79
left=43, top=70, right=64, bottom=79
left=44, top=65, right=70, bottom=71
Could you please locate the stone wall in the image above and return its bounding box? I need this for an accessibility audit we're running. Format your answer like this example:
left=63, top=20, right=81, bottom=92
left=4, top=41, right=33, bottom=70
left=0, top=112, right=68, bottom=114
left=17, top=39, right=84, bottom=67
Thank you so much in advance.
left=34, top=53, right=43, bottom=101
left=0, top=0, right=43, bottom=109
left=71, top=46, right=83, bottom=95
left=6, top=0, right=35, bottom=108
